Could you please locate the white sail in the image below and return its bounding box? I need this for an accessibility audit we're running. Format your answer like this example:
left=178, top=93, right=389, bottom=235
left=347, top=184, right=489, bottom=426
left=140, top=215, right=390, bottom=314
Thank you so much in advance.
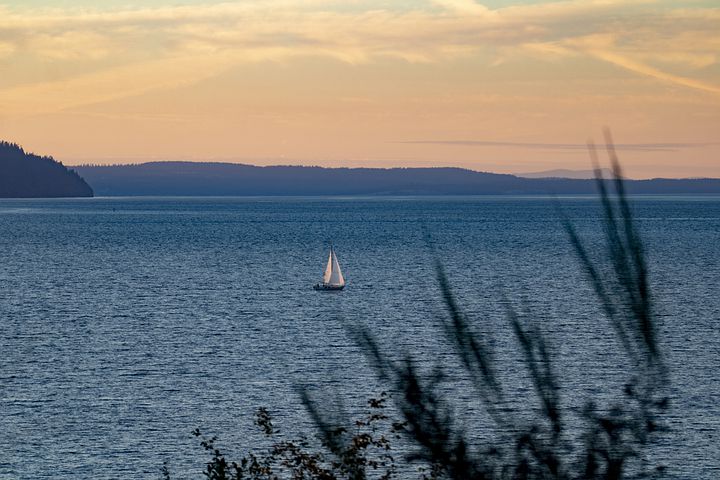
left=323, top=250, right=333, bottom=284
left=328, top=249, right=345, bottom=286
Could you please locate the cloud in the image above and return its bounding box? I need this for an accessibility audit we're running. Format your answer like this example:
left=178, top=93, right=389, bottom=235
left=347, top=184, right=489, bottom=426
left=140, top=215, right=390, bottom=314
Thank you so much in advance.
left=399, top=140, right=714, bottom=152
left=2, top=1, right=717, bottom=63
left=587, top=49, right=720, bottom=95
left=0, top=53, right=236, bottom=114
left=0, top=0, right=718, bottom=115
left=25, top=31, right=113, bottom=60
left=432, top=0, right=492, bottom=16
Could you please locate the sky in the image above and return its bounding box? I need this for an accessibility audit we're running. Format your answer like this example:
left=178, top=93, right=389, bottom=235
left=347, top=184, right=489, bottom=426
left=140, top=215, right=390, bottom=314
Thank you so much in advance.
left=0, top=0, right=718, bottom=178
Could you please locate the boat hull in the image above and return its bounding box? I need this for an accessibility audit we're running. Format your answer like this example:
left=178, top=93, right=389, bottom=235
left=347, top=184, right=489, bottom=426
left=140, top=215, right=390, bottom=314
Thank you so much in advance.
left=313, top=283, right=345, bottom=291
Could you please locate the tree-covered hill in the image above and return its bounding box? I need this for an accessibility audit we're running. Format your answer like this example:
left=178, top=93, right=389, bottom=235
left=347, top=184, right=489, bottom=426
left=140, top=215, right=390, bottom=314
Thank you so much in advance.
left=75, top=161, right=720, bottom=196
left=0, top=142, right=93, bottom=198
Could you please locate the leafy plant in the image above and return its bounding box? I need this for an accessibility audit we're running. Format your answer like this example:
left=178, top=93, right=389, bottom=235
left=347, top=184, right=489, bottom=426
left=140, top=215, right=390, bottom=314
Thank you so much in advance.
left=189, top=393, right=405, bottom=480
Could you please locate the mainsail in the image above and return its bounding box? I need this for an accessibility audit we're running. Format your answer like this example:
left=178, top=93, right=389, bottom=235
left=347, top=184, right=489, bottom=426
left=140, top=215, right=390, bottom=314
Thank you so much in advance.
left=323, top=248, right=345, bottom=286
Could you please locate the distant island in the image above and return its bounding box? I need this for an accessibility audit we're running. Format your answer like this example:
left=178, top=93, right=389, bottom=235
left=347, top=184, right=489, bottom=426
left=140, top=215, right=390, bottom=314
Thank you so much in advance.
left=517, top=168, right=617, bottom=179
left=0, top=142, right=93, bottom=198
left=74, top=162, right=720, bottom=196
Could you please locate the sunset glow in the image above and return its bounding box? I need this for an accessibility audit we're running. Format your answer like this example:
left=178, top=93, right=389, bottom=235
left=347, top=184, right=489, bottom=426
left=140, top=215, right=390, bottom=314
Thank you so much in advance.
left=1, top=0, right=718, bottom=178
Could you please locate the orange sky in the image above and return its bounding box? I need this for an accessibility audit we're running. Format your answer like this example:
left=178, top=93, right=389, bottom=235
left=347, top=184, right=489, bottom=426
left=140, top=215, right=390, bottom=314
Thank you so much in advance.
left=0, top=0, right=718, bottom=178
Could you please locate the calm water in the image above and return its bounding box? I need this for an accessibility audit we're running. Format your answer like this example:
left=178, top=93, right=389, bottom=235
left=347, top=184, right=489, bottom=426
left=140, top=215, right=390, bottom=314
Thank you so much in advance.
left=0, top=196, right=718, bottom=478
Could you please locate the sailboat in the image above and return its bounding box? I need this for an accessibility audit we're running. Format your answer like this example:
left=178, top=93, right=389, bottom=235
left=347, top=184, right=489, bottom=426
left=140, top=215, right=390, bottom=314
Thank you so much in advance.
left=314, top=247, right=346, bottom=291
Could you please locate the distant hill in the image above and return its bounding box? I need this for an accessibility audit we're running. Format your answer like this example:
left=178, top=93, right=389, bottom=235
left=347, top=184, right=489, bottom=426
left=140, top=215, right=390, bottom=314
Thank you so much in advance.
left=517, top=168, right=618, bottom=179
left=74, top=162, right=720, bottom=196
left=0, top=142, right=93, bottom=198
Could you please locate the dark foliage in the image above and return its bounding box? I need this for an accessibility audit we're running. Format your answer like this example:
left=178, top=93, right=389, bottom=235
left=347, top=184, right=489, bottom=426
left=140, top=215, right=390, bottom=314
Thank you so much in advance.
left=178, top=133, right=669, bottom=479
left=187, top=394, right=404, bottom=480
left=0, top=141, right=93, bottom=198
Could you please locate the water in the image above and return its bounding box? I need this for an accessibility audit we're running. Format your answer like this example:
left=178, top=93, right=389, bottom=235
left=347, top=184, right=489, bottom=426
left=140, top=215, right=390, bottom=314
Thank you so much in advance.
left=0, top=196, right=718, bottom=478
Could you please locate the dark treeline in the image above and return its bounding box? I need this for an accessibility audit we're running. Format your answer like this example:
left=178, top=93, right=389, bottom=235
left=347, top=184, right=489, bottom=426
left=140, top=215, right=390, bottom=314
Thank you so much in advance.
left=75, top=162, right=720, bottom=196
left=0, top=142, right=93, bottom=198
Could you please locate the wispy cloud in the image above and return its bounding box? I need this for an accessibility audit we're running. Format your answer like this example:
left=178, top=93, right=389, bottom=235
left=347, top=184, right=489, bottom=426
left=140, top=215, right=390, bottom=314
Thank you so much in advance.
left=399, top=140, right=714, bottom=152
left=587, top=49, right=720, bottom=95
left=0, top=0, right=718, bottom=116
left=0, top=53, right=237, bottom=114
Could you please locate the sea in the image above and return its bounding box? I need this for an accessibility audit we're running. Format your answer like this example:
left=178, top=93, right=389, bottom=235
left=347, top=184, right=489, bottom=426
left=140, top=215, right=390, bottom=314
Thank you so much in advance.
left=0, top=196, right=718, bottom=479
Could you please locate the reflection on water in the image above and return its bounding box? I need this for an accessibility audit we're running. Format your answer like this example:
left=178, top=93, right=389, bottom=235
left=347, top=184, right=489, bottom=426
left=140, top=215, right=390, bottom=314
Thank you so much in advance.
left=0, top=196, right=718, bottom=479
